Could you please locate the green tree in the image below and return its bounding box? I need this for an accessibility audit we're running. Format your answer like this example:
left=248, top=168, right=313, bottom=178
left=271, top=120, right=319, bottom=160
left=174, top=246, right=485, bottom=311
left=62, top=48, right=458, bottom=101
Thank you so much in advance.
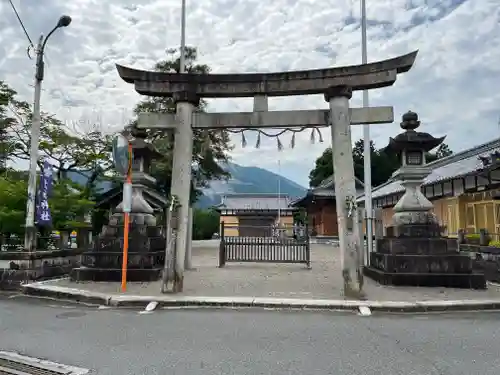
left=427, top=142, right=453, bottom=163
left=308, top=147, right=334, bottom=188
left=0, top=81, right=17, bottom=173
left=293, top=207, right=307, bottom=225
left=192, top=208, right=220, bottom=240
left=308, top=140, right=453, bottom=188
left=131, top=46, right=232, bottom=202
left=0, top=173, right=95, bottom=234
left=352, top=139, right=401, bottom=187
left=0, top=176, right=27, bottom=235
left=49, top=179, right=95, bottom=230
left=9, top=104, right=112, bottom=181
left=0, top=80, right=111, bottom=232
left=1, top=80, right=112, bottom=183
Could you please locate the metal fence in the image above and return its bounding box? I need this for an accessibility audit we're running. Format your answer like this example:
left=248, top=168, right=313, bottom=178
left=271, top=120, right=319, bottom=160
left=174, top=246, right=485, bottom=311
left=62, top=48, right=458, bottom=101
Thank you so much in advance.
left=218, top=222, right=310, bottom=267
left=0, top=232, right=91, bottom=252
left=0, top=235, right=61, bottom=252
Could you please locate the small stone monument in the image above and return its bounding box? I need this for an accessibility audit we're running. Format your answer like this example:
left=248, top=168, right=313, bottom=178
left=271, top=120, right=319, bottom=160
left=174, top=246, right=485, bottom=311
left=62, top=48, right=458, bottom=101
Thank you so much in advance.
left=364, top=111, right=486, bottom=289
left=71, top=126, right=167, bottom=282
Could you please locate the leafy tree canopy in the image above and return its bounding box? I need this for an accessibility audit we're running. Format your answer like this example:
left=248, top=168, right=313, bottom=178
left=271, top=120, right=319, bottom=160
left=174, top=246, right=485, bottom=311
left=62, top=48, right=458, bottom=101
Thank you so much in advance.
left=0, top=176, right=27, bottom=235
left=49, top=179, right=95, bottom=230
left=1, top=80, right=112, bottom=187
left=0, top=80, right=113, bottom=232
left=0, top=82, right=17, bottom=173
left=192, top=208, right=220, bottom=240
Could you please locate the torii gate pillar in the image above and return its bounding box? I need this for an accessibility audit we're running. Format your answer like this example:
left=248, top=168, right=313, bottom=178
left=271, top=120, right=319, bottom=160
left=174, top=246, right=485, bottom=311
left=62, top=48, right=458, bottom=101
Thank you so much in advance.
left=325, top=85, right=364, bottom=297
left=170, top=91, right=198, bottom=292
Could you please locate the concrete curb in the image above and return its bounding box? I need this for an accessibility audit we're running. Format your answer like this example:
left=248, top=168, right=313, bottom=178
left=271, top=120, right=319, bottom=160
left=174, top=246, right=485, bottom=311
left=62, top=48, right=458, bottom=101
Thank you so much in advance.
left=20, top=282, right=500, bottom=313
left=22, top=283, right=112, bottom=306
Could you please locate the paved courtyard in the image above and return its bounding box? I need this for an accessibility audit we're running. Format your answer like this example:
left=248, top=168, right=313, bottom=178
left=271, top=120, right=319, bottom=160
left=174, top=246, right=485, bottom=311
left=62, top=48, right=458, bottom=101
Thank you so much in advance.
left=43, top=242, right=500, bottom=302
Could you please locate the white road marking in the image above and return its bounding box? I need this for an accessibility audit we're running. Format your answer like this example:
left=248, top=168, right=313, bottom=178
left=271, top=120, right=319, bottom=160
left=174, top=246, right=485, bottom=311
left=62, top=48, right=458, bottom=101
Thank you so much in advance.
left=358, top=306, right=372, bottom=316
left=145, top=301, right=158, bottom=312
left=138, top=301, right=159, bottom=314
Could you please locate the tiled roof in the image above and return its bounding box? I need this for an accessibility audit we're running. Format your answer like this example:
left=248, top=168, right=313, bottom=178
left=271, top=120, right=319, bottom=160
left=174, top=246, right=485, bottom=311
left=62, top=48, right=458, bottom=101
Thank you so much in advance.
left=317, top=175, right=365, bottom=190
left=290, top=175, right=364, bottom=206
left=312, top=189, right=335, bottom=197
left=219, top=193, right=291, bottom=210
left=358, top=137, right=500, bottom=201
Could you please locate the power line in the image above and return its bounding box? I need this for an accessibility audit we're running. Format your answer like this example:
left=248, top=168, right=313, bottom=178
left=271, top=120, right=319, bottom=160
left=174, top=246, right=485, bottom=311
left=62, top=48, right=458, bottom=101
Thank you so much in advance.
left=6, top=1, right=91, bottom=126
left=7, top=1, right=71, bottom=112
left=8, top=0, right=34, bottom=48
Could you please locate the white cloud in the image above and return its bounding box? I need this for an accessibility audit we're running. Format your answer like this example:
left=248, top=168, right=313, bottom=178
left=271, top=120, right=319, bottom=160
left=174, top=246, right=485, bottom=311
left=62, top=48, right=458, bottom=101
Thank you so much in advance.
left=0, top=0, right=499, bottom=187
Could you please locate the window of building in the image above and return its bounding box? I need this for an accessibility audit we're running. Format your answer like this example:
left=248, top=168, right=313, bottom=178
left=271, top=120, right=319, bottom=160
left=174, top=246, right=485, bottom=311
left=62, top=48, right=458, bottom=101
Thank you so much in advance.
left=466, top=204, right=475, bottom=232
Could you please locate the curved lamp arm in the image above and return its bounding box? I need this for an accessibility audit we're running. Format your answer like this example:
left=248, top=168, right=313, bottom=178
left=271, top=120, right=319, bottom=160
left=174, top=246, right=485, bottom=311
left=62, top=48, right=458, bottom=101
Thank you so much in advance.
left=36, top=15, right=71, bottom=81
left=41, top=15, right=72, bottom=53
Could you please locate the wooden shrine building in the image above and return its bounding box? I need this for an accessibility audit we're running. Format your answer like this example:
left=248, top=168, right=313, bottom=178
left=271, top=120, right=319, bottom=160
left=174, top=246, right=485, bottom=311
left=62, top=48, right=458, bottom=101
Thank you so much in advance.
left=291, top=175, right=365, bottom=237
left=216, top=193, right=295, bottom=237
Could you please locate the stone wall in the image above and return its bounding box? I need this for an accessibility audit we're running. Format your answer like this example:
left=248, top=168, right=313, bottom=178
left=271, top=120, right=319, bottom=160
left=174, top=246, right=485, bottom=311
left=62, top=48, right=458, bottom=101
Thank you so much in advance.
left=460, top=244, right=500, bottom=283
left=0, top=249, right=85, bottom=290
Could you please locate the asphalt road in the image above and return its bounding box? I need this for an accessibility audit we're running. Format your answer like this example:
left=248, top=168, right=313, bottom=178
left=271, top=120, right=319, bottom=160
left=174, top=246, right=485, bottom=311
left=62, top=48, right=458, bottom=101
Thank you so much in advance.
left=1, top=295, right=500, bottom=375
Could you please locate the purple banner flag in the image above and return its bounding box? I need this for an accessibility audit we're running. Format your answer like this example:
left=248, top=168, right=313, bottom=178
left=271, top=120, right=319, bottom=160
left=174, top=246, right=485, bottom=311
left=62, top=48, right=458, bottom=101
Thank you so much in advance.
left=36, top=161, right=53, bottom=226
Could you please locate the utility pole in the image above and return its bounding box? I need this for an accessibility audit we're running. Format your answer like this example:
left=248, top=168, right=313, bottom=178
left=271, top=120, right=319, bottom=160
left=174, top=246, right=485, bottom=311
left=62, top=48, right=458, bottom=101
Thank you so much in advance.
left=23, top=16, right=72, bottom=253
left=166, top=0, right=195, bottom=291
left=277, top=158, right=281, bottom=225
left=179, top=0, right=186, bottom=75
left=178, top=0, right=195, bottom=271
left=361, top=0, right=373, bottom=266
left=24, top=35, right=43, bottom=252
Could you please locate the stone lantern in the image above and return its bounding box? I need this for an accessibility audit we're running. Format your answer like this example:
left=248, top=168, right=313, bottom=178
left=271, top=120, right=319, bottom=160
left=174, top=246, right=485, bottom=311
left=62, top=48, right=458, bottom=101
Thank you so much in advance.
left=111, top=125, right=162, bottom=226
left=70, top=125, right=167, bottom=283
left=386, top=110, right=445, bottom=235
left=364, top=111, right=486, bottom=289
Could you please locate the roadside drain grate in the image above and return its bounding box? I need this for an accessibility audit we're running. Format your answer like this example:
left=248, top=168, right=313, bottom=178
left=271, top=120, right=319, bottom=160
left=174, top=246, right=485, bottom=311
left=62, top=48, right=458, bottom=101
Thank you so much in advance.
left=0, top=353, right=88, bottom=375
left=0, top=357, right=69, bottom=375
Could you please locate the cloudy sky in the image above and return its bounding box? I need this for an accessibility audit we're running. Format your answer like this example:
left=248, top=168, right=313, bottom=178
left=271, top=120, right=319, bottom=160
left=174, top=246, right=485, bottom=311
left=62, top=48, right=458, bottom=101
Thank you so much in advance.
left=0, top=0, right=499, bottom=187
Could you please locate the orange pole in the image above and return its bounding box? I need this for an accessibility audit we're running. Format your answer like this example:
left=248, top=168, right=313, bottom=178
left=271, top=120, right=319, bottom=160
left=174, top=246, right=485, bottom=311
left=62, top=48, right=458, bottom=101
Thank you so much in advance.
left=121, top=142, right=133, bottom=292
left=121, top=211, right=130, bottom=292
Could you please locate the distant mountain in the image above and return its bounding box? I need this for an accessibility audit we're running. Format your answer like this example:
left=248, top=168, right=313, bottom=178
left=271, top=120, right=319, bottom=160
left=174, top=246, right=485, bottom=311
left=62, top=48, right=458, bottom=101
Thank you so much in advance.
left=66, top=163, right=307, bottom=209
left=195, top=162, right=307, bottom=209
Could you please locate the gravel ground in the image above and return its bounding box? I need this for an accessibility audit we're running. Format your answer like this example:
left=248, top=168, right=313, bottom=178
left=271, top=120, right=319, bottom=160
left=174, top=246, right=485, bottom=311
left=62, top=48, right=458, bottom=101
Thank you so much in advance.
left=48, top=243, right=500, bottom=301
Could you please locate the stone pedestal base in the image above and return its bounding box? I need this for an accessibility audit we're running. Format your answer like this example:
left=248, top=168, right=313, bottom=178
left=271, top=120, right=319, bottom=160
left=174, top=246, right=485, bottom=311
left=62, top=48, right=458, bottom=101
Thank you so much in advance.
left=70, top=223, right=165, bottom=283
left=365, top=228, right=487, bottom=289
left=364, top=265, right=486, bottom=289
left=370, top=252, right=474, bottom=273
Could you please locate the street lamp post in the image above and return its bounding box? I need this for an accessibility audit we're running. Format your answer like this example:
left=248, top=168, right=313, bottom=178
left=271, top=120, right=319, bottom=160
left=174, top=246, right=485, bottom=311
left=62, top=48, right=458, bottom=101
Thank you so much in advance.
left=24, top=15, right=72, bottom=252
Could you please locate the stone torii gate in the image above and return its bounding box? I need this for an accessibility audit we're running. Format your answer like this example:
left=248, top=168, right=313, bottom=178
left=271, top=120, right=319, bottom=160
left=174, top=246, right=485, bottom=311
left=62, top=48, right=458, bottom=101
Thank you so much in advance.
left=116, top=50, right=418, bottom=296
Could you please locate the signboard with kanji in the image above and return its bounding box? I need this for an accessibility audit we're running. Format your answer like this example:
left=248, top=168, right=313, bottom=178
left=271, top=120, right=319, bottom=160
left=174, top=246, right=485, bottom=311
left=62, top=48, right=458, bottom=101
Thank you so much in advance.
left=36, top=161, right=53, bottom=226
